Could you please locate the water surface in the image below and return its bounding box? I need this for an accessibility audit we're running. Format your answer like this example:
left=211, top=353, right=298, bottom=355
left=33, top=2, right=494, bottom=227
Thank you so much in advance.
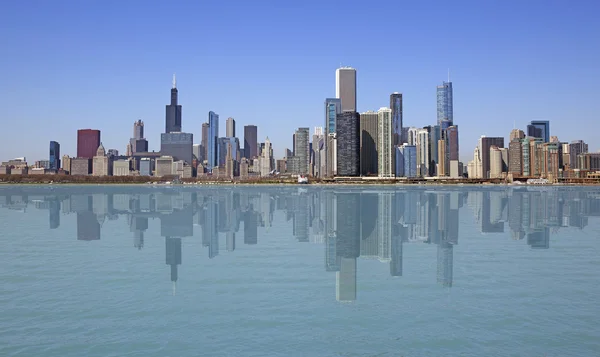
left=1, top=185, right=599, bottom=356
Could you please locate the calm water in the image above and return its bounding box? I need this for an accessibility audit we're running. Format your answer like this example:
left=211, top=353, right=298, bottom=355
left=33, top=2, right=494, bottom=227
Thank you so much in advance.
left=0, top=185, right=599, bottom=357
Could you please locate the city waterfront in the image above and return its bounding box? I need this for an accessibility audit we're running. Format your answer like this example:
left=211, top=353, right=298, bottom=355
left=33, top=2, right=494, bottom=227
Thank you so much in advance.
left=1, top=185, right=599, bottom=356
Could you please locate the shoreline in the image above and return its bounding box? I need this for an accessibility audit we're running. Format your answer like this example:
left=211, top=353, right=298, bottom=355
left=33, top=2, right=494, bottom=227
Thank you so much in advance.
left=1, top=174, right=600, bottom=186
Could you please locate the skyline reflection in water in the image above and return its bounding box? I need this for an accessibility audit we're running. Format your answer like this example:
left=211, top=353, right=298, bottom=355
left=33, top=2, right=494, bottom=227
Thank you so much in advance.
left=1, top=185, right=599, bottom=303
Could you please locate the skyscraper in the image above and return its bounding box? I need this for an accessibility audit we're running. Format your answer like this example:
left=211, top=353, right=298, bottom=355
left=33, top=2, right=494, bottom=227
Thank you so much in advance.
left=201, top=122, right=209, bottom=162
left=133, top=120, right=144, bottom=139
left=390, top=93, right=403, bottom=146
left=243, top=125, right=258, bottom=159
left=437, top=81, right=453, bottom=126
left=336, top=111, right=360, bottom=176
left=335, top=67, right=357, bottom=112
left=510, top=129, right=525, bottom=142
left=160, top=132, right=193, bottom=165
left=226, top=117, right=236, bottom=138
left=377, top=107, right=393, bottom=178
left=130, top=120, right=147, bottom=154
left=77, top=129, right=101, bottom=159
left=207, top=111, right=219, bottom=170
left=527, top=120, right=550, bottom=143
left=480, top=136, right=505, bottom=179
left=294, top=127, right=310, bottom=175
left=325, top=98, right=342, bottom=134
left=49, top=141, right=60, bottom=170
left=165, top=74, right=182, bottom=133
left=360, top=111, right=378, bottom=176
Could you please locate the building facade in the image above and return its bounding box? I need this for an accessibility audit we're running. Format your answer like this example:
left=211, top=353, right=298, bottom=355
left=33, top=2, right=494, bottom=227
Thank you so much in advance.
left=377, top=107, right=393, bottom=178
left=527, top=120, right=550, bottom=143
left=436, top=81, right=453, bottom=126
left=49, top=141, right=60, bottom=170
left=294, top=128, right=310, bottom=175
left=336, top=111, right=360, bottom=176
left=243, top=125, right=257, bottom=159
left=335, top=67, right=356, bottom=112
left=77, top=129, right=101, bottom=159
left=207, top=111, right=219, bottom=170
left=390, top=93, right=403, bottom=146
left=161, top=132, right=193, bottom=165
left=226, top=117, right=236, bottom=138
left=360, top=111, right=378, bottom=176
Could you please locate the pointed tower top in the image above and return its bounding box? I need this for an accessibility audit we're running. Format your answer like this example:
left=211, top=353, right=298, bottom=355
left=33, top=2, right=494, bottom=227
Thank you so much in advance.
left=172, top=73, right=177, bottom=89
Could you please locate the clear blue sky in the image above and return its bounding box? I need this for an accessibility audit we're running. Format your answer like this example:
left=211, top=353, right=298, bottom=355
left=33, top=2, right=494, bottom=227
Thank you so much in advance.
left=1, top=0, right=599, bottom=164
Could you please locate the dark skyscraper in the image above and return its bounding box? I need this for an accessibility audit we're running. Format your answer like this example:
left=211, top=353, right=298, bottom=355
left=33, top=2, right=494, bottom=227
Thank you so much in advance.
left=165, top=74, right=182, bottom=133
left=336, top=111, right=360, bottom=176
left=161, top=132, right=193, bottom=164
left=481, top=137, right=504, bottom=179
left=49, top=141, right=60, bottom=170
left=526, top=120, right=550, bottom=143
left=201, top=122, right=209, bottom=162
left=77, top=129, right=100, bottom=159
left=244, top=125, right=258, bottom=159
left=390, top=93, right=403, bottom=146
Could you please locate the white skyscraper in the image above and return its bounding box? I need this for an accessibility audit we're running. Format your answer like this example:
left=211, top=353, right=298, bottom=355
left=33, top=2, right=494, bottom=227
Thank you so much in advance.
left=335, top=67, right=357, bottom=112
left=416, top=129, right=430, bottom=177
left=226, top=117, right=236, bottom=138
left=260, top=137, right=272, bottom=177
left=377, top=107, right=393, bottom=178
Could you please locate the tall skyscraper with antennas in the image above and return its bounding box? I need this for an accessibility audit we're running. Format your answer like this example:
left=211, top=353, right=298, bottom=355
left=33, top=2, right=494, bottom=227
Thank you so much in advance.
left=437, top=80, right=453, bottom=126
left=165, top=74, right=182, bottom=133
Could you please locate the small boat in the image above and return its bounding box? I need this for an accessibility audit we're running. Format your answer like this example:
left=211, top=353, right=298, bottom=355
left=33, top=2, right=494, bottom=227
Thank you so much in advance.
left=298, top=175, right=309, bottom=184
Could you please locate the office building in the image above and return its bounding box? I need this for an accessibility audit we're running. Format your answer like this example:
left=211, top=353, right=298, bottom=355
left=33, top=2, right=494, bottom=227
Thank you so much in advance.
left=526, top=120, right=550, bottom=143
left=416, top=128, right=430, bottom=177
left=207, top=111, right=219, bottom=170
left=490, top=146, right=504, bottom=179
left=243, top=125, right=257, bottom=159
left=161, top=132, right=193, bottom=165
left=437, top=81, right=453, bottom=126
left=335, top=67, right=357, bottom=112
left=62, top=155, right=71, bottom=173
left=155, top=156, right=174, bottom=177
left=260, top=137, right=272, bottom=176
left=93, top=143, right=110, bottom=176
left=113, top=159, right=131, bottom=176
left=139, top=158, right=153, bottom=176
left=569, top=140, right=588, bottom=169
left=165, top=74, right=182, bottom=133
left=200, top=122, right=209, bottom=162
left=336, top=111, right=360, bottom=176
left=398, top=144, right=417, bottom=178
left=226, top=117, right=236, bottom=138
left=508, top=140, right=523, bottom=175
left=510, top=129, right=525, bottom=142
left=294, top=127, right=310, bottom=175
left=480, top=136, right=505, bottom=179
left=438, top=139, right=447, bottom=176
left=49, top=141, right=60, bottom=170
left=70, top=157, right=91, bottom=175
left=390, top=93, right=403, bottom=146
left=377, top=107, right=393, bottom=178
left=360, top=111, right=378, bottom=176
left=133, top=119, right=144, bottom=139
left=77, top=129, right=101, bottom=159
left=429, top=125, right=441, bottom=176
left=325, top=98, right=342, bottom=135
left=446, top=125, right=459, bottom=170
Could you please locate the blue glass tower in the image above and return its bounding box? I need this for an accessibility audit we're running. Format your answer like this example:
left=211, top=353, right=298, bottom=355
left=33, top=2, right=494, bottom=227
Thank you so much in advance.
left=390, top=93, right=403, bottom=146
left=49, top=141, right=60, bottom=170
left=207, top=111, right=219, bottom=171
left=401, top=145, right=417, bottom=178
left=437, top=81, right=453, bottom=126
left=325, top=98, right=341, bottom=134
left=527, top=120, right=550, bottom=143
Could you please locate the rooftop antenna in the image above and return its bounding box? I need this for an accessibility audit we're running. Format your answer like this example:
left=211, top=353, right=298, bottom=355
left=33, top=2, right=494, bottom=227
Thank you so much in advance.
left=172, top=73, right=176, bottom=89
left=447, top=68, right=450, bottom=83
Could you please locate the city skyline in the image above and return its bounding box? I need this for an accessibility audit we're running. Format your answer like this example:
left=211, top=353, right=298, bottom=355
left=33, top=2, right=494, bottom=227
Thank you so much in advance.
left=1, top=1, right=598, bottom=163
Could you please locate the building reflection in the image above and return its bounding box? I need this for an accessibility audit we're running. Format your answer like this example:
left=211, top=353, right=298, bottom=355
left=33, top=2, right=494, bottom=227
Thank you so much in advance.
left=1, top=186, right=600, bottom=301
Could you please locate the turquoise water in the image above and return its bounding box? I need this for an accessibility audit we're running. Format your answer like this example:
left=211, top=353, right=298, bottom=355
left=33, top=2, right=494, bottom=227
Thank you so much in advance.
left=0, top=185, right=599, bottom=356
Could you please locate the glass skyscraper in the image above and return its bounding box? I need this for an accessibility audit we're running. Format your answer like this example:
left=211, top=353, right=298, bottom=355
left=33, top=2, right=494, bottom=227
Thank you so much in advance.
left=436, top=81, right=453, bottom=126
left=207, top=111, right=219, bottom=170
left=325, top=98, right=341, bottom=134
left=49, top=141, right=60, bottom=170
left=527, top=120, right=550, bottom=143
left=390, top=93, right=403, bottom=146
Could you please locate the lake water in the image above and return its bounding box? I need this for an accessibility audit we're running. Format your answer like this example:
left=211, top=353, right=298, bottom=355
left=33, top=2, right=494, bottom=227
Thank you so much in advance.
left=0, top=185, right=599, bottom=357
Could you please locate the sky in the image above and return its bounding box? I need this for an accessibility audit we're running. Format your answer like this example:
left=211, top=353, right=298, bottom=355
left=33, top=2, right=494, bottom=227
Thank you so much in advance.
left=1, top=0, right=599, bottom=164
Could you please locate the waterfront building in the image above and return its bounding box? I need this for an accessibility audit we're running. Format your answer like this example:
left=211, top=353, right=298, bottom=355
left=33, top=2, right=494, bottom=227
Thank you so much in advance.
left=377, top=107, right=393, bottom=178
left=243, top=125, right=257, bottom=159
left=207, top=111, right=219, bottom=170
left=390, top=93, right=403, bottom=146
left=360, top=111, right=378, bottom=176
left=161, top=132, right=193, bottom=165
left=336, top=111, right=360, bottom=176
left=526, top=120, right=550, bottom=143
left=437, top=81, right=453, bottom=126
left=77, top=129, right=101, bottom=159
left=226, top=117, right=236, bottom=138
left=49, top=141, right=60, bottom=170
left=336, top=67, right=356, bottom=112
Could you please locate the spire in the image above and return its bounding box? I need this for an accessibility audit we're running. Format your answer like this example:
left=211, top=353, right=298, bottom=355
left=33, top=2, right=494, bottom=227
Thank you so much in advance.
left=172, top=73, right=176, bottom=89
left=447, top=68, right=450, bottom=83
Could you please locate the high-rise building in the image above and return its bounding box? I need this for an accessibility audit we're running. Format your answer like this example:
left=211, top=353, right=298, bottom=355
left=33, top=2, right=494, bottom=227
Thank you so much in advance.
left=526, top=120, right=550, bottom=143
left=398, top=145, right=417, bottom=178
left=360, top=111, right=378, bottom=176
left=133, top=120, right=144, bottom=139
left=336, top=111, right=360, bottom=176
left=438, top=139, right=447, bottom=176
left=312, top=127, right=325, bottom=178
left=260, top=137, right=272, bottom=177
left=93, top=143, right=110, bottom=176
left=325, top=98, right=342, bottom=134
left=437, top=81, right=453, bottom=126
left=446, top=125, right=459, bottom=162
left=569, top=140, right=588, bottom=169
left=294, top=128, right=310, bottom=175
left=480, top=136, right=505, bottom=179
left=416, top=129, right=430, bottom=177
left=489, top=146, right=504, bottom=179
left=390, top=93, right=403, bottom=146
left=160, top=132, right=193, bottom=165
left=77, top=129, right=101, bottom=159
left=49, top=141, right=60, bottom=170
left=377, top=107, right=393, bottom=178
left=165, top=74, right=182, bottom=133
left=226, top=117, right=236, bottom=138
left=429, top=125, right=441, bottom=176
left=335, top=67, right=357, bottom=112
left=510, top=129, right=525, bottom=142
left=243, top=125, right=258, bottom=159
left=207, top=111, right=219, bottom=170
left=508, top=140, right=523, bottom=176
